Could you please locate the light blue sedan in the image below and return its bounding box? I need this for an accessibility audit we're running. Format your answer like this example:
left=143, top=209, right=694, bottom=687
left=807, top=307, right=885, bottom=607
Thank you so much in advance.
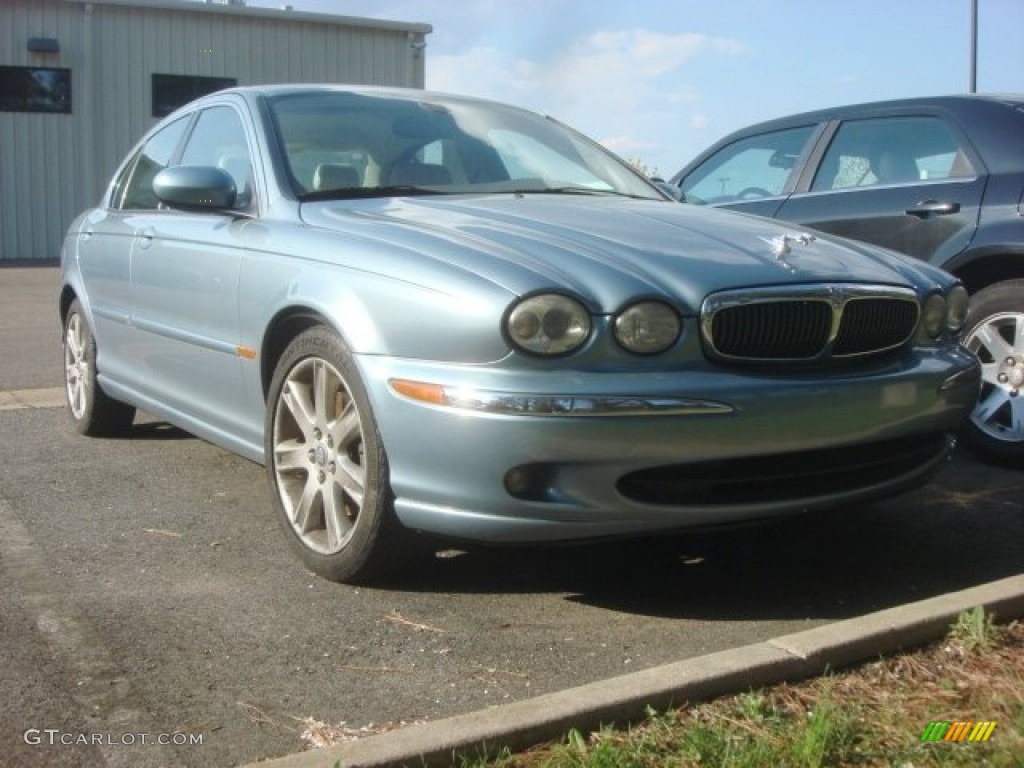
left=60, top=85, right=980, bottom=583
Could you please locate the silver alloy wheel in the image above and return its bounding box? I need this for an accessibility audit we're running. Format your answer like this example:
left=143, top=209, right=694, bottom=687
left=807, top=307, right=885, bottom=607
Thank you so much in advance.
left=964, top=311, right=1024, bottom=444
left=64, top=312, right=90, bottom=419
left=272, top=356, right=366, bottom=555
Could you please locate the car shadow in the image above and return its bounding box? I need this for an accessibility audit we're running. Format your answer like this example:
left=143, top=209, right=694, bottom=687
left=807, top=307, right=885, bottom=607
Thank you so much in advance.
left=374, top=453, right=1024, bottom=622
left=124, top=420, right=196, bottom=441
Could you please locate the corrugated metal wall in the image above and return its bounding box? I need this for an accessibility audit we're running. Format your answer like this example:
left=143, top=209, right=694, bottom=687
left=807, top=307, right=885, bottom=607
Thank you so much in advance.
left=0, top=0, right=84, bottom=263
left=0, top=0, right=430, bottom=262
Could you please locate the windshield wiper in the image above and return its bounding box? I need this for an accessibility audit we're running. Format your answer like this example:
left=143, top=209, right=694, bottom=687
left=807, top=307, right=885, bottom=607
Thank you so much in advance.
left=298, top=185, right=446, bottom=202
left=512, top=186, right=651, bottom=199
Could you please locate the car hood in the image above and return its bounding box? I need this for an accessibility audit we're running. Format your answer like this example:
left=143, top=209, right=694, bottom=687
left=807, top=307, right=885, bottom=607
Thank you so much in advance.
left=300, top=195, right=938, bottom=313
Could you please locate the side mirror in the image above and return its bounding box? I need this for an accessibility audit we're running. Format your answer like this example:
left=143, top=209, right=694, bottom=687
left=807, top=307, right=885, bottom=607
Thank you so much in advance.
left=153, top=166, right=237, bottom=211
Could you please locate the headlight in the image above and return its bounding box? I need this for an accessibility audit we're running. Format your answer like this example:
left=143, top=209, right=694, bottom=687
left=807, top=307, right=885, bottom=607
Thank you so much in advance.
left=506, top=294, right=591, bottom=355
left=921, top=293, right=947, bottom=339
left=946, top=285, right=969, bottom=332
left=614, top=301, right=680, bottom=354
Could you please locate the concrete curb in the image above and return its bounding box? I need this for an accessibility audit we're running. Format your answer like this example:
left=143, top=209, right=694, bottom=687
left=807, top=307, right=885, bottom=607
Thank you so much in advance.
left=241, top=574, right=1024, bottom=768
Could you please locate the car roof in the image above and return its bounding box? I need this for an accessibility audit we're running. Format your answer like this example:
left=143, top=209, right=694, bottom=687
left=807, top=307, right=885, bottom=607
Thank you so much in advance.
left=723, top=93, right=1024, bottom=134
left=202, top=83, right=509, bottom=110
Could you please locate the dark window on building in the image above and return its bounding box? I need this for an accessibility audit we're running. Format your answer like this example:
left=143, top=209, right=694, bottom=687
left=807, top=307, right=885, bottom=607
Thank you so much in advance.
left=152, top=74, right=236, bottom=118
left=0, top=66, right=71, bottom=113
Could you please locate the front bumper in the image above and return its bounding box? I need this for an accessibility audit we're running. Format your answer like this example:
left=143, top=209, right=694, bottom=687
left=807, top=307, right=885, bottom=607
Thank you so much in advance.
left=358, top=347, right=980, bottom=543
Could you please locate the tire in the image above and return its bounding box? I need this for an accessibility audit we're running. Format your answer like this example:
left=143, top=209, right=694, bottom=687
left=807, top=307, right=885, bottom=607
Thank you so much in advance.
left=959, top=279, right=1024, bottom=465
left=265, top=326, right=412, bottom=583
left=63, top=299, right=136, bottom=436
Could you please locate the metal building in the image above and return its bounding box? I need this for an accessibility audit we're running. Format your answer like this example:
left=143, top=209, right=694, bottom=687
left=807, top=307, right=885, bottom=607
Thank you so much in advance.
left=0, top=0, right=432, bottom=262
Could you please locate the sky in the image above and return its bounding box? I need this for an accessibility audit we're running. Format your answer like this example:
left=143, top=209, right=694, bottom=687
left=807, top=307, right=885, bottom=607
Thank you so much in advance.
left=243, top=0, right=1022, bottom=178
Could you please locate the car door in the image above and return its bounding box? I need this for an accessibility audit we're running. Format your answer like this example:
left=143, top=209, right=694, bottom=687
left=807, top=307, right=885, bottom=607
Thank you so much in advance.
left=775, top=114, right=986, bottom=265
left=129, top=104, right=257, bottom=441
left=675, top=124, right=821, bottom=218
left=78, top=115, right=191, bottom=392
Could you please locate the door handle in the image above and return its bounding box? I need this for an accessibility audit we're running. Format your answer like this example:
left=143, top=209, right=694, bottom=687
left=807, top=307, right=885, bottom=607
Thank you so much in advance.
left=136, top=227, right=155, bottom=250
left=906, top=200, right=960, bottom=218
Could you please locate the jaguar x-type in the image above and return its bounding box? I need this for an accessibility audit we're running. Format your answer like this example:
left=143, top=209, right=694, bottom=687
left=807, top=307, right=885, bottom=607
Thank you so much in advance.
left=60, top=85, right=980, bottom=582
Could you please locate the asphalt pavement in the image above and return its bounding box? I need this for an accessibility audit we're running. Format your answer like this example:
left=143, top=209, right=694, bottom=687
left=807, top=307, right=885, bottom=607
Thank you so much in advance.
left=1, top=265, right=1022, bottom=768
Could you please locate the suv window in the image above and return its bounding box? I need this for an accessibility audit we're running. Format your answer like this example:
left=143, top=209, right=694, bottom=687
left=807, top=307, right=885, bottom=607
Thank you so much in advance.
left=811, top=116, right=974, bottom=191
left=680, top=125, right=815, bottom=204
left=180, top=106, right=254, bottom=208
left=111, top=116, right=189, bottom=210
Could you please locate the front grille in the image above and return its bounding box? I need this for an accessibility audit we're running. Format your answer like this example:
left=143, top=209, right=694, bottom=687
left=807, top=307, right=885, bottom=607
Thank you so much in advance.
left=702, top=285, right=919, bottom=363
left=833, top=298, right=920, bottom=356
left=711, top=300, right=831, bottom=358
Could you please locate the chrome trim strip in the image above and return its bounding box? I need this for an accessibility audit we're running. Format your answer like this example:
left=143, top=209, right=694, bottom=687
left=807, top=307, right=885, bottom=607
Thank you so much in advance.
left=131, top=316, right=237, bottom=355
left=395, top=385, right=735, bottom=417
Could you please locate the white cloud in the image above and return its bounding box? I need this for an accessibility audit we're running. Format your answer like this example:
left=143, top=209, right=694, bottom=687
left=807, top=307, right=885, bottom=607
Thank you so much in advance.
left=689, top=113, right=710, bottom=130
left=430, top=28, right=743, bottom=172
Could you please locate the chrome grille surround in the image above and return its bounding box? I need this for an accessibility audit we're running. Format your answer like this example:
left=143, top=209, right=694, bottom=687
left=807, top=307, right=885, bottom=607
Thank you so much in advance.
left=701, top=284, right=920, bottom=363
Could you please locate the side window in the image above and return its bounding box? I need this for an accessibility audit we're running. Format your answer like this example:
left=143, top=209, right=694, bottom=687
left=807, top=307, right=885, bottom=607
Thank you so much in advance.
left=811, top=116, right=974, bottom=191
left=112, top=116, right=189, bottom=210
left=179, top=106, right=254, bottom=208
left=680, top=125, right=815, bottom=204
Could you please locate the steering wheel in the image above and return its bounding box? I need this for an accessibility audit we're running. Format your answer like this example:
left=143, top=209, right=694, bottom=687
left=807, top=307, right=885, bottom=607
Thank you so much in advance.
left=737, top=187, right=773, bottom=199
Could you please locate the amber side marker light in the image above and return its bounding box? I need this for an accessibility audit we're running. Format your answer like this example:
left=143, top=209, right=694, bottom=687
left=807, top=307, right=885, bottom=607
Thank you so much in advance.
left=389, top=379, right=448, bottom=405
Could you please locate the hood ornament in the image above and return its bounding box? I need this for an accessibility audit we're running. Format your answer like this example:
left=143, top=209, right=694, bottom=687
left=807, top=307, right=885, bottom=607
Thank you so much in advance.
left=761, top=232, right=817, bottom=258
left=760, top=232, right=817, bottom=272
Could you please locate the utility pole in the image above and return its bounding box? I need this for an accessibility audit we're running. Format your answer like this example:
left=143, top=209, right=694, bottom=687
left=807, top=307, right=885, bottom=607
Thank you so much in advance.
left=970, top=0, right=978, bottom=93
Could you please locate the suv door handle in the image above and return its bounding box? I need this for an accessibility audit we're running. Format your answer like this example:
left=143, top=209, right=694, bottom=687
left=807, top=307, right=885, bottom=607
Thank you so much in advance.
left=906, top=200, right=960, bottom=218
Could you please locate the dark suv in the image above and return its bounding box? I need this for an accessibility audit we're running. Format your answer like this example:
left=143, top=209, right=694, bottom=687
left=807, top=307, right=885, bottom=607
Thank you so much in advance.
left=670, top=94, right=1024, bottom=464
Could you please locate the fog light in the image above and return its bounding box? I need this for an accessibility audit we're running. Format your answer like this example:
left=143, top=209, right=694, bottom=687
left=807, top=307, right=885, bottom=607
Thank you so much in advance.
left=504, top=464, right=555, bottom=500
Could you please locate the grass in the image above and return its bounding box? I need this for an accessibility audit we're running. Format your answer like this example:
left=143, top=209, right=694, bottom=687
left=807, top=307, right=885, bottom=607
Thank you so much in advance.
left=463, top=609, right=1023, bottom=768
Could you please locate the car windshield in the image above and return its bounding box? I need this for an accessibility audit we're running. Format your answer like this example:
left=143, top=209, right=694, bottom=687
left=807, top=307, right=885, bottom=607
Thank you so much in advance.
left=267, top=90, right=663, bottom=201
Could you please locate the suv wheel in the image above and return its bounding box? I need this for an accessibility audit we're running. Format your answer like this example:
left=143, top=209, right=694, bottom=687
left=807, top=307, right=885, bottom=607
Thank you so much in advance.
left=960, top=280, right=1024, bottom=465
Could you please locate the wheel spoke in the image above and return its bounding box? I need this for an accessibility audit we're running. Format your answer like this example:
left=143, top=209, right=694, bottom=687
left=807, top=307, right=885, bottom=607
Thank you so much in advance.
left=978, top=360, right=1004, bottom=387
left=1013, top=316, right=1024, bottom=357
left=281, top=379, right=317, bottom=442
left=973, top=322, right=1013, bottom=362
left=336, top=457, right=365, bottom=510
left=322, top=482, right=354, bottom=551
left=329, top=398, right=361, bottom=452
left=66, top=321, right=83, bottom=362
left=275, top=439, right=310, bottom=471
left=972, top=386, right=1009, bottom=427
left=292, top=473, right=322, bottom=534
left=313, top=359, right=331, bottom=426
left=1008, top=397, right=1024, bottom=440
left=74, top=380, right=87, bottom=415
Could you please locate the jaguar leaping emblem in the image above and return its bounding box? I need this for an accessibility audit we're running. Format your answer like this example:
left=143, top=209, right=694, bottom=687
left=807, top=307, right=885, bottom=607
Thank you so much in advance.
left=761, top=232, right=817, bottom=259
left=759, top=232, right=817, bottom=273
